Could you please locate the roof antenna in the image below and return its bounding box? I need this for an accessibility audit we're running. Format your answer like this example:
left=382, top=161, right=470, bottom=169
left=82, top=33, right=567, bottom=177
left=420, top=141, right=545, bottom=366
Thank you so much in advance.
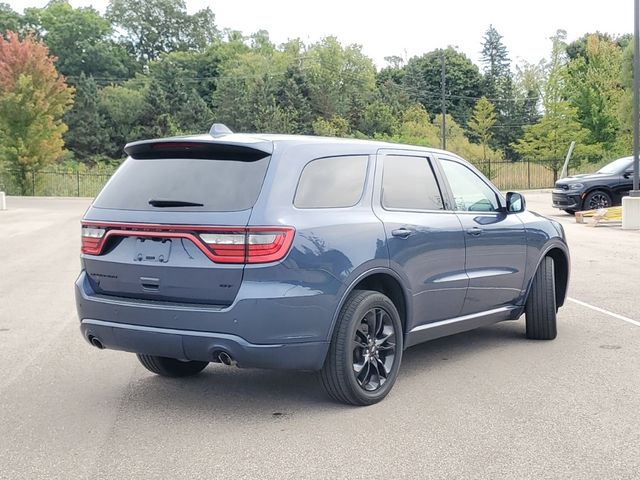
left=209, top=123, right=233, bottom=137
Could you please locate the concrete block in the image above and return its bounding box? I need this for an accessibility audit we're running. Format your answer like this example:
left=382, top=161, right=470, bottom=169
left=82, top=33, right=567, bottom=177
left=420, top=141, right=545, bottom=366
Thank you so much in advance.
left=622, top=195, right=640, bottom=230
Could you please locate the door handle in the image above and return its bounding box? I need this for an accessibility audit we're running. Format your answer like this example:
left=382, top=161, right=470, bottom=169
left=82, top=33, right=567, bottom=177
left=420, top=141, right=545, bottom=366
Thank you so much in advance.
left=391, top=228, right=413, bottom=239
left=465, top=227, right=482, bottom=236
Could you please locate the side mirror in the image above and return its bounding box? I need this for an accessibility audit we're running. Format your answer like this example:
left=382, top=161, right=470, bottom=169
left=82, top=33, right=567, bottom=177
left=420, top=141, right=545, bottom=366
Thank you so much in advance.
left=624, top=170, right=633, bottom=179
left=506, top=192, right=526, bottom=213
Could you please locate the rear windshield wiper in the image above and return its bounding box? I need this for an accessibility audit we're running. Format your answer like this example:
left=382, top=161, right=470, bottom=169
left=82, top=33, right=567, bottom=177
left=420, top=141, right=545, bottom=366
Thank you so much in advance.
left=148, top=199, right=204, bottom=208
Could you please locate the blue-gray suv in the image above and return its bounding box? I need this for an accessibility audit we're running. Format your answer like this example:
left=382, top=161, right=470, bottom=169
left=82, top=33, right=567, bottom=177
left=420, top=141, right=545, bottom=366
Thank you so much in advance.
left=76, top=125, right=570, bottom=405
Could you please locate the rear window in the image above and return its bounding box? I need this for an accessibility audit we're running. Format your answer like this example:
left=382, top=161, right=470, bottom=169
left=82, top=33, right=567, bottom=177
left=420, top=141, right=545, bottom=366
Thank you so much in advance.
left=382, top=155, right=444, bottom=210
left=93, top=156, right=270, bottom=211
left=294, top=155, right=369, bottom=208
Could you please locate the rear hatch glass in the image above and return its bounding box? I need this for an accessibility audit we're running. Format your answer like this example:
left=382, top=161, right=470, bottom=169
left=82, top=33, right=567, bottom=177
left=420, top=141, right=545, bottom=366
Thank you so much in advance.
left=94, top=155, right=270, bottom=212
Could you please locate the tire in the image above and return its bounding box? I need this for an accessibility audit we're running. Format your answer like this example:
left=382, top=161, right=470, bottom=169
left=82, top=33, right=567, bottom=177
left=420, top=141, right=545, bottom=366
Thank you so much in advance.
left=136, top=354, right=208, bottom=377
left=320, top=290, right=403, bottom=406
left=563, top=209, right=576, bottom=215
left=583, top=190, right=612, bottom=210
left=525, top=256, right=557, bottom=340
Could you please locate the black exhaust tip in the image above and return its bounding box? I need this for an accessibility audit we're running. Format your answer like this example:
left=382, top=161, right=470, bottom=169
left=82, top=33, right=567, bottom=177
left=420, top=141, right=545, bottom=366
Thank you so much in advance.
left=88, top=335, right=105, bottom=350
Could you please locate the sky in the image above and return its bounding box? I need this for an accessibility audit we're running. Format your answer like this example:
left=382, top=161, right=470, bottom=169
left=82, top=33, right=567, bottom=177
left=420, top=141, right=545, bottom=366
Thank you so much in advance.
left=7, top=0, right=635, bottom=68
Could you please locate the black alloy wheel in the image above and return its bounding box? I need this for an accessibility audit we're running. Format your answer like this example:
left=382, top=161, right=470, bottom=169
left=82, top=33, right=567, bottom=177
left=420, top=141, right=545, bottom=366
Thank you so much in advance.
left=352, top=307, right=397, bottom=391
left=320, top=290, right=403, bottom=406
left=584, top=190, right=612, bottom=210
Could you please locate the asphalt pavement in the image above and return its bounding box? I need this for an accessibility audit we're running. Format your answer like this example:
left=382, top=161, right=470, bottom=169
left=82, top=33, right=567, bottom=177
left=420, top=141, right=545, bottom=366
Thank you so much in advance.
left=0, top=194, right=638, bottom=480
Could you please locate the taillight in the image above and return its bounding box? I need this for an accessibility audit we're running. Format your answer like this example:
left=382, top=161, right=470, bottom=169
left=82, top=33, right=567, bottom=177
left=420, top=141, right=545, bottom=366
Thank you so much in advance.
left=200, top=228, right=295, bottom=264
left=80, top=223, right=295, bottom=264
left=81, top=226, right=106, bottom=254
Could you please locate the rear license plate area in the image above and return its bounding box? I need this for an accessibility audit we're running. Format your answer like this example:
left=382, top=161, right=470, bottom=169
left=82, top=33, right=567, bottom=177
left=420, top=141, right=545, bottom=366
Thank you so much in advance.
left=134, top=238, right=172, bottom=263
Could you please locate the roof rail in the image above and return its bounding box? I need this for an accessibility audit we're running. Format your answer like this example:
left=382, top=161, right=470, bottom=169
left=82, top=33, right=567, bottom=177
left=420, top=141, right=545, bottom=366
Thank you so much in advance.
left=209, top=123, right=233, bottom=137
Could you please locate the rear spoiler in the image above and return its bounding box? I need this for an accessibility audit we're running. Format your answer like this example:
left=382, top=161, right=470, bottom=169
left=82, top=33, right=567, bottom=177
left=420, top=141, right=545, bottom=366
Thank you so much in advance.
left=124, top=136, right=273, bottom=161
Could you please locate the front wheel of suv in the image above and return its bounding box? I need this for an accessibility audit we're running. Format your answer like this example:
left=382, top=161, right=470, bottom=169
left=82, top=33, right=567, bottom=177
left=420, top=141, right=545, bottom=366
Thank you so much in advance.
left=320, top=290, right=403, bottom=406
left=525, top=256, right=557, bottom=340
left=583, top=190, right=612, bottom=210
left=137, top=354, right=209, bottom=377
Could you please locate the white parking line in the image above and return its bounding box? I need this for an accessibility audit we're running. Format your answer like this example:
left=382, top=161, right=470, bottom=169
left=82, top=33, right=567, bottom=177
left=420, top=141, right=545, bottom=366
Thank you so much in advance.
left=568, top=297, right=640, bottom=327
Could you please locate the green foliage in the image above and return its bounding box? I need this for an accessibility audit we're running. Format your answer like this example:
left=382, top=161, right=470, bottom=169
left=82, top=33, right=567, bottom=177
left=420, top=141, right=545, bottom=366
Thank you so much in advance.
left=512, top=102, right=598, bottom=179
left=0, top=0, right=635, bottom=177
left=0, top=2, right=22, bottom=34
left=106, top=0, right=218, bottom=61
left=468, top=96, right=497, bottom=166
left=565, top=34, right=624, bottom=152
left=98, top=81, right=145, bottom=157
left=139, top=53, right=213, bottom=137
left=302, top=36, right=377, bottom=126
left=403, top=48, right=483, bottom=129
left=312, top=116, right=351, bottom=137
left=24, top=1, right=136, bottom=79
left=63, top=73, right=108, bottom=161
left=0, top=33, right=74, bottom=193
left=358, top=100, right=398, bottom=137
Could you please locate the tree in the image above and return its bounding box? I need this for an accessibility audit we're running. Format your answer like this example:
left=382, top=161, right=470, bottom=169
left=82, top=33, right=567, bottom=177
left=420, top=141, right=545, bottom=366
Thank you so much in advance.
left=512, top=31, right=602, bottom=180
left=358, top=100, right=397, bottom=137
left=302, top=37, right=377, bottom=125
left=138, top=53, right=213, bottom=138
left=468, top=96, right=498, bottom=176
left=63, top=73, right=108, bottom=161
left=480, top=25, right=511, bottom=95
left=23, top=1, right=136, bottom=80
left=512, top=102, right=597, bottom=180
left=565, top=34, right=624, bottom=153
left=0, top=33, right=73, bottom=193
left=0, top=3, right=22, bottom=35
left=98, top=81, right=145, bottom=158
left=479, top=25, right=520, bottom=157
left=403, top=48, right=483, bottom=130
left=107, top=0, right=218, bottom=62
left=312, top=115, right=351, bottom=137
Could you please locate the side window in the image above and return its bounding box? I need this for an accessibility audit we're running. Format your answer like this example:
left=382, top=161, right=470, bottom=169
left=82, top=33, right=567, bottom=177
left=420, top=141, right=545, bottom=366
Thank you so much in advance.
left=294, top=155, right=368, bottom=208
left=439, top=159, right=499, bottom=212
left=382, top=155, right=444, bottom=210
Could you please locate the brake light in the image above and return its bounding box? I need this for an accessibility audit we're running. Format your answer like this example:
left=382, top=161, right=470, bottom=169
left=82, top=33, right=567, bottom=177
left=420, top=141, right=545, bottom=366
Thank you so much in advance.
left=199, top=228, right=295, bottom=264
left=80, top=223, right=295, bottom=264
left=81, top=226, right=106, bottom=254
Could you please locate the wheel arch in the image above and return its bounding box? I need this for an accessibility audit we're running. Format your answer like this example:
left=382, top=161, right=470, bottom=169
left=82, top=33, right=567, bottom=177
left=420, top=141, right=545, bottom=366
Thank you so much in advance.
left=527, top=244, right=570, bottom=308
left=581, top=186, right=614, bottom=209
left=328, top=268, right=411, bottom=341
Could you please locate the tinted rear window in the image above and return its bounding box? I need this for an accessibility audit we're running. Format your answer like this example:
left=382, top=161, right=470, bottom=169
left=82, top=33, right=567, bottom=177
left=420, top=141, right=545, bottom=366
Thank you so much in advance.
left=294, top=155, right=369, bottom=208
left=382, top=155, right=444, bottom=210
left=93, top=156, right=270, bottom=211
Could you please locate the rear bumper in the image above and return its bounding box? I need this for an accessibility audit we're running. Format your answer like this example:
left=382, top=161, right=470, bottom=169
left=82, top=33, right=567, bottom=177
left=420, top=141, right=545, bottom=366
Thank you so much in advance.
left=75, top=270, right=336, bottom=370
left=552, top=190, right=581, bottom=210
left=80, top=319, right=329, bottom=370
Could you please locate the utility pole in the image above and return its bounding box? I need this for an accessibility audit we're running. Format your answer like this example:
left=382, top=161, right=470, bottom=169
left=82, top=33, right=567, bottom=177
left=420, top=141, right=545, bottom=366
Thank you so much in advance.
left=623, top=0, right=640, bottom=228
left=633, top=0, right=640, bottom=194
left=441, top=50, right=446, bottom=150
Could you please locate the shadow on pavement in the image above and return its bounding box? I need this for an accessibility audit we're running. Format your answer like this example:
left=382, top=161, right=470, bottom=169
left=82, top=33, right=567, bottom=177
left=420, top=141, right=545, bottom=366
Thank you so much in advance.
left=116, top=320, right=529, bottom=417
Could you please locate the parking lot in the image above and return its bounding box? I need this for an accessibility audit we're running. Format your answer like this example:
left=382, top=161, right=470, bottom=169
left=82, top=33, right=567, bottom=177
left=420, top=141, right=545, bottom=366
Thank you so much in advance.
left=0, top=193, right=639, bottom=480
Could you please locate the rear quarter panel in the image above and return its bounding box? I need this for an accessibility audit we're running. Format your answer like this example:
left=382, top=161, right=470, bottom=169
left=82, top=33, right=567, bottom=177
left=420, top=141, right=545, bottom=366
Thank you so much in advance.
left=247, top=142, right=389, bottom=342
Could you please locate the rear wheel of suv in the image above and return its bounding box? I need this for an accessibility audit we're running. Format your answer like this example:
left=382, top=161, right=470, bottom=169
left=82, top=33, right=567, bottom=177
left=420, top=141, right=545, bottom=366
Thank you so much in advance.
left=136, top=354, right=209, bottom=377
left=583, top=190, right=612, bottom=210
left=321, top=290, right=403, bottom=406
left=525, top=256, right=557, bottom=340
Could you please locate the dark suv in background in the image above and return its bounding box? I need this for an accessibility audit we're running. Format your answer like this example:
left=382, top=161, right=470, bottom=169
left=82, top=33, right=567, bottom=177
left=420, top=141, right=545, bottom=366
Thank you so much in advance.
left=552, top=156, right=636, bottom=213
left=76, top=125, right=570, bottom=405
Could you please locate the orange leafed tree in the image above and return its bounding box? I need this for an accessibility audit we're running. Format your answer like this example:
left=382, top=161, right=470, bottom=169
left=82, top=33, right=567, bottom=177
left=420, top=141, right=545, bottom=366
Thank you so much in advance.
left=0, top=32, right=74, bottom=194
